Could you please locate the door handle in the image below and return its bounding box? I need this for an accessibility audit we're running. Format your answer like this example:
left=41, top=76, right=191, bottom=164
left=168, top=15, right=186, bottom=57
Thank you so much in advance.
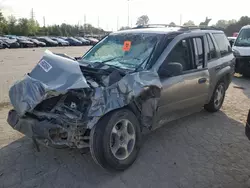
left=198, top=78, right=207, bottom=84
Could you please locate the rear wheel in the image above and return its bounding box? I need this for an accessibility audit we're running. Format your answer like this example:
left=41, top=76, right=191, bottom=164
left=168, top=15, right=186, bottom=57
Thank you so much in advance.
left=90, top=109, right=141, bottom=171
left=204, top=81, right=226, bottom=112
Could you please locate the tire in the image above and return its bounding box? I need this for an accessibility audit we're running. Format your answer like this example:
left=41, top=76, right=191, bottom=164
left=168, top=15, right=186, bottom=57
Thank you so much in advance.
left=90, top=109, right=141, bottom=171
left=204, top=81, right=226, bottom=112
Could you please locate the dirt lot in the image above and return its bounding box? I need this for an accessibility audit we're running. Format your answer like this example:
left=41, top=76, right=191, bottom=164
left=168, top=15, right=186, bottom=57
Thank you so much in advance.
left=1, top=47, right=250, bottom=188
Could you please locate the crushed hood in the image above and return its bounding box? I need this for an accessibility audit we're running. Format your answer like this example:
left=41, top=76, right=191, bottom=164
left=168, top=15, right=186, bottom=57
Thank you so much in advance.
left=9, top=50, right=89, bottom=116
left=9, top=50, right=162, bottom=130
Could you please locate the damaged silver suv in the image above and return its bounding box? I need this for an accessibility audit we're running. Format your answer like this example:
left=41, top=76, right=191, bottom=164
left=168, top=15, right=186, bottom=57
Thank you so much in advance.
left=7, top=25, right=235, bottom=171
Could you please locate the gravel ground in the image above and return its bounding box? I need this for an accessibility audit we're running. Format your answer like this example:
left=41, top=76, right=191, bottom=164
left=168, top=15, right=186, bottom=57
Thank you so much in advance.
left=0, top=48, right=250, bottom=188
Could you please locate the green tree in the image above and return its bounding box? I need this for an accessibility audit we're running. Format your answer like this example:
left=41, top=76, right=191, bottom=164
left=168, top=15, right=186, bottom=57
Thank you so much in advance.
left=119, top=26, right=131, bottom=30
left=28, top=19, right=39, bottom=35
left=199, top=17, right=212, bottom=27
left=136, top=15, right=149, bottom=26
left=169, top=22, right=176, bottom=26
left=225, top=16, right=250, bottom=36
left=215, top=20, right=228, bottom=29
left=16, top=18, right=30, bottom=35
left=0, top=11, right=7, bottom=34
left=183, top=20, right=195, bottom=26
left=7, top=15, right=17, bottom=34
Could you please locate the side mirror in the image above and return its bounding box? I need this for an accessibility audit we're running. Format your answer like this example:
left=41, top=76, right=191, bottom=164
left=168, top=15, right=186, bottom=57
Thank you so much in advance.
left=158, top=62, right=183, bottom=77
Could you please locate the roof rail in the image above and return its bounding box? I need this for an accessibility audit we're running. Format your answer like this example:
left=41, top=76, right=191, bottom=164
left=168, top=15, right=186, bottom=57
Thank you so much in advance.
left=132, top=24, right=185, bottom=29
left=132, top=24, right=222, bottom=31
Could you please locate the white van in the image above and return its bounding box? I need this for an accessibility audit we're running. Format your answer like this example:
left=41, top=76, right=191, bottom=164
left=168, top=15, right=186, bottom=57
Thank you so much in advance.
left=232, top=25, right=250, bottom=77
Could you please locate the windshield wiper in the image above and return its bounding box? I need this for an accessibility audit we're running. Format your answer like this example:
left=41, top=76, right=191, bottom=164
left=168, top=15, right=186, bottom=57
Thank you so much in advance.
left=101, top=56, right=123, bottom=63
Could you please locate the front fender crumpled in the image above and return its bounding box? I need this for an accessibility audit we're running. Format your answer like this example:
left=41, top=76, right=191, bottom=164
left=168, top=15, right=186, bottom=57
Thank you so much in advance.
left=87, top=71, right=162, bottom=129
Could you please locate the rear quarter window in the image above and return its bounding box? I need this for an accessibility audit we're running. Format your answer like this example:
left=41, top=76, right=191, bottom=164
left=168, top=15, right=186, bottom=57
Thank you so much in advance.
left=212, top=33, right=232, bottom=57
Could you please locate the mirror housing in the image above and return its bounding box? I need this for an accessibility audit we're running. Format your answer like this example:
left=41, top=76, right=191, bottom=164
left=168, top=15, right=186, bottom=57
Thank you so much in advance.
left=158, top=62, right=183, bottom=77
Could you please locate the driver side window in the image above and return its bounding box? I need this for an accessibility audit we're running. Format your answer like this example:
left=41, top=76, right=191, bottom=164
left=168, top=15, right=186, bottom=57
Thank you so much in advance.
left=165, top=39, right=193, bottom=71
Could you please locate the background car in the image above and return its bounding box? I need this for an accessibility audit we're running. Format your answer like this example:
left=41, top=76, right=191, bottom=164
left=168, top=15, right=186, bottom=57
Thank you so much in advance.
left=0, top=38, right=10, bottom=48
left=86, top=37, right=99, bottom=45
left=63, top=37, right=82, bottom=46
left=75, top=37, right=91, bottom=45
left=36, top=37, right=58, bottom=47
left=29, top=38, right=46, bottom=47
left=232, top=25, right=250, bottom=77
left=50, top=37, right=69, bottom=46
left=233, top=32, right=239, bottom=37
left=0, top=37, right=20, bottom=48
left=6, top=36, right=35, bottom=48
left=16, top=36, right=36, bottom=48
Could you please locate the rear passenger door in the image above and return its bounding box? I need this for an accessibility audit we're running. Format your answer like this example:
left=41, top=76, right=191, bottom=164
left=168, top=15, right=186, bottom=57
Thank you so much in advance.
left=156, top=36, right=209, bottom=124
left=206, top=33, right=234, bottom=96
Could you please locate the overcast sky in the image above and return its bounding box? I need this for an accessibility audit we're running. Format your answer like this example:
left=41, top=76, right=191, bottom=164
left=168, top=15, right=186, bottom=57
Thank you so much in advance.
left=1, top=0, right=250, bottom=31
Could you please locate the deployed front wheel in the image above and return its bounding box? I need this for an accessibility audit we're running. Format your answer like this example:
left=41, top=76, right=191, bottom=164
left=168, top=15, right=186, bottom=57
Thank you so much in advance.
left=90, top=109, right=141, bottom=171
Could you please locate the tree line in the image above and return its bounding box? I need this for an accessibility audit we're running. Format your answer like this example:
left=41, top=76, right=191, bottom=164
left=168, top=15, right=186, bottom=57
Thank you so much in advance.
left=129, top=15, right=250, bottom=36
left=1, top=11, right=250, bottom=36
left=182, top=16, right=250, bottom=36
left=0, top=11, right=106, bottom=36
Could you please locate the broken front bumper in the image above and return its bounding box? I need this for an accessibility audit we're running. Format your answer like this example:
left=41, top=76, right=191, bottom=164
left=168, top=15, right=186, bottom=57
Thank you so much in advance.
left=7, top=109, right=89, bottom=148
left=235, top=56, right=250, bottom=74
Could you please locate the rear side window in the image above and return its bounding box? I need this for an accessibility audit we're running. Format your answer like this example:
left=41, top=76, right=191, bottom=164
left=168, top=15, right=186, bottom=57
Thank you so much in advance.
left=206, top=34, right=217, bottom=61
left=213, top=33, right=232, bottom=56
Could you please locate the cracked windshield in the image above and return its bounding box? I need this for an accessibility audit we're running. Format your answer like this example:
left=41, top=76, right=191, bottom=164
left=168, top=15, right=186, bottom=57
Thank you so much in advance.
left=82, top=34, right=158, bottom=70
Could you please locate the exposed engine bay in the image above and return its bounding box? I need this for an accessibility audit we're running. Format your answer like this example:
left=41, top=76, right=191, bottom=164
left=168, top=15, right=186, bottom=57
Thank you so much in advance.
left=7, top=50, right=162, bottom=149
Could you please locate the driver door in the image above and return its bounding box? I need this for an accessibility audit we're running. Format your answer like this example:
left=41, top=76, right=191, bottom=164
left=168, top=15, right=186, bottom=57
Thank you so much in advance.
left=155, top=37, right=209, bottom=127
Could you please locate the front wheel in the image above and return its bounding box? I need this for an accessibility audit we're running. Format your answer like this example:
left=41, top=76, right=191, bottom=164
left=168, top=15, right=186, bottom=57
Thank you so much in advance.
left=90, top=109, right=141, bottom=171
left=204, top=81, right=226, bottom=112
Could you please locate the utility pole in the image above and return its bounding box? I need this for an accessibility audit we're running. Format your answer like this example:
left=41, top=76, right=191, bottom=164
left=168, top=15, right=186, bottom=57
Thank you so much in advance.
left=97, top=16, right=99, bottom=28
left=84, top=14, right=86, bottom=25
left=117, top=16, right=119, bottom=31
left=83, top=14, right=86, bottom=36
left=31, top=8, right=35, bottom=20
left=127, top=0, right=130, bottom=27
left=180, top=14, right=182, bottom=26
left=43, top=16, right=46, bottom=27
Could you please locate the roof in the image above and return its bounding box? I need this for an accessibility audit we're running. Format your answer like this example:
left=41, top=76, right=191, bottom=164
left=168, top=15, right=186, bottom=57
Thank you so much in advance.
left=241, top=25, right=250, bottom=29
left=112, top=25, right=224, bottom=35
left=112, top=27, right=182, bottom=35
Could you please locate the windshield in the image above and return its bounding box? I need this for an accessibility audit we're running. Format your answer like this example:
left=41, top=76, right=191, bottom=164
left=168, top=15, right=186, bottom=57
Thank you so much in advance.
left=235, top=28, right=250, bottom=46
left=81, top=33, right=161, bottom=70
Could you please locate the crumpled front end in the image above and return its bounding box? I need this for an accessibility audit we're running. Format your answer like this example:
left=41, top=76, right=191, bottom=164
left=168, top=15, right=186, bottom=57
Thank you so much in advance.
left=7, top=50, right=162, bottom=148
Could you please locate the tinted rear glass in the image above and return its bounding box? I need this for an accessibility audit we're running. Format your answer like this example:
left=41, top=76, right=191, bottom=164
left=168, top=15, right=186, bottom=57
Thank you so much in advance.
left=213, top=33, right=232, bottom=56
